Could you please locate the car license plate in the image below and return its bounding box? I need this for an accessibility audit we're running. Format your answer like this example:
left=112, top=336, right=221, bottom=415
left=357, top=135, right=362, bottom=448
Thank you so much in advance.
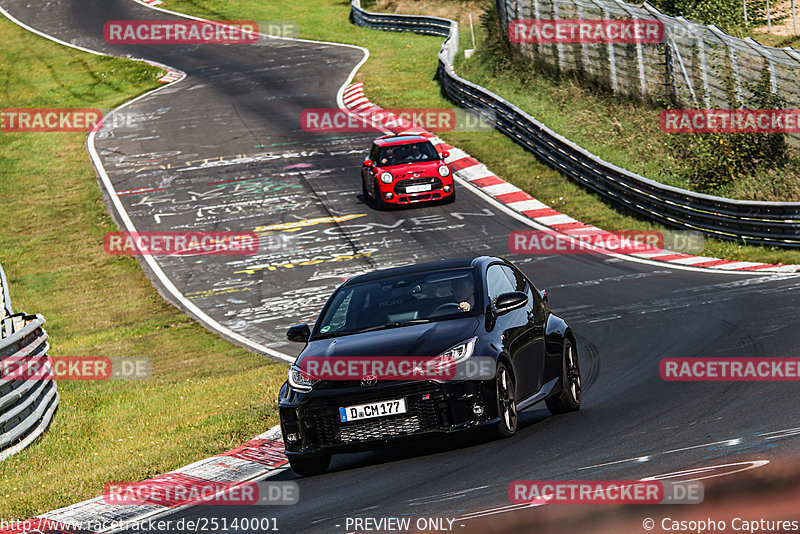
left=339, top=398, right=407, bottom=422
left=406, top=184, right=432, bottom=193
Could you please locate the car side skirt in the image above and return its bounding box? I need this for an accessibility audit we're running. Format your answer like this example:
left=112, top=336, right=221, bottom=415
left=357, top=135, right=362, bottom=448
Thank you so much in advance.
left=516, top=376, right=559, bottom=411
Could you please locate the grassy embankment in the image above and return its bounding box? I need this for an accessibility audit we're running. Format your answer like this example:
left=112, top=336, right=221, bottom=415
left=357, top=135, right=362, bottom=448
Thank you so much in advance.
left=0, top=14, right=286, bottom=518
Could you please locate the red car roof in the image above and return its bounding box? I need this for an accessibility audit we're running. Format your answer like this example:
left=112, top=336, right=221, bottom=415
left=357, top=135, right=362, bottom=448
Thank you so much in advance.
left=373, top=134, right=430, bottom=147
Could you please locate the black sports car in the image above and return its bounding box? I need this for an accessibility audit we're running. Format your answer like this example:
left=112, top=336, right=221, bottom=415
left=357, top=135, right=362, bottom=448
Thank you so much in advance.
left=278, top=256, right=581, bottom=475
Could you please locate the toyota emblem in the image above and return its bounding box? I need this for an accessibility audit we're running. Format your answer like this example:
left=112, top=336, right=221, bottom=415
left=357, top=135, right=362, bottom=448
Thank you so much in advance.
left=361, top=375, right=378, bottom=387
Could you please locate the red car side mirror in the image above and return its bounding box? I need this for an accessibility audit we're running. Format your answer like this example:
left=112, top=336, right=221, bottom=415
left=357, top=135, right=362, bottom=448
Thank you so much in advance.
left=441, top=151, right=450, bottom=159
left=364, top=159, right=373, bottom=167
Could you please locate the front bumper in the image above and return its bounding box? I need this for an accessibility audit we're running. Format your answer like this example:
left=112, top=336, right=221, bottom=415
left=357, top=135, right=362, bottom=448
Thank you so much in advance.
left=377, top=176, right=454, bottom=205
left=279, top=379, right=496, bottom=456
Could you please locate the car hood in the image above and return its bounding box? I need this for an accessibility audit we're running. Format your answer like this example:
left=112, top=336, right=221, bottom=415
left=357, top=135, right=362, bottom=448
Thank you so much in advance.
left=298, top=317, right=480, bottom=362
left=380, top=160, right=446, bottom=176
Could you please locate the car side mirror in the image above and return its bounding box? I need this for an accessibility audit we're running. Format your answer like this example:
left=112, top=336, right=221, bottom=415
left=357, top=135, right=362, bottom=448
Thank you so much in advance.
left=364, top=159, right=373, bottom=167
left=540, top=289, right=548, bottom=304
left=441, top=151, right=450, bottom=159
left=287, top=323, right=311, bottom=342
left=493, top=291, right=528, bottom=316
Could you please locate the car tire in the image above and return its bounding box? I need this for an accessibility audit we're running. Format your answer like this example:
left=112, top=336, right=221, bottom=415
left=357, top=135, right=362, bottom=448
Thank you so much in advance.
left=373, top=178, right=388, bottom=210
left=492, top=361, right=517, bottom=438
left=545, top=337, right=582, bottom=415
left=443, top=189, right=456, bottom=204
left=361, top=175, right=369, bottom=201
left=288, top=453, right=331, bottom=477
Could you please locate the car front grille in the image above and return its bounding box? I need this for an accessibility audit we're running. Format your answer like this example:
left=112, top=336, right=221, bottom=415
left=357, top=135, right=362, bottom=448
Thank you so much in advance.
left=394, top=176, right=443, bottom=194
left=308, top=383, right=443, bottom=446
left=325, top=414, right=424, bottom=444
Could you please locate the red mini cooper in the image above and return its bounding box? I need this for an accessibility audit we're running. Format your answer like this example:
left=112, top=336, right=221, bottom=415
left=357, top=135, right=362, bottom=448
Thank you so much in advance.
left=361, top=134, right=454, bottom=208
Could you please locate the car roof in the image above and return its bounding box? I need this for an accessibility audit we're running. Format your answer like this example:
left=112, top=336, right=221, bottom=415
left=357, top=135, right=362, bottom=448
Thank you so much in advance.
left=341, top=256, right=503, bottom=286
left=373, top=134, right=431, bottom=147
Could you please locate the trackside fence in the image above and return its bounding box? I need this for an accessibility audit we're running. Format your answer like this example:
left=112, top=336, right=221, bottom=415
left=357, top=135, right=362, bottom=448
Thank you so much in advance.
left=497, top=0, right=800, bottom=147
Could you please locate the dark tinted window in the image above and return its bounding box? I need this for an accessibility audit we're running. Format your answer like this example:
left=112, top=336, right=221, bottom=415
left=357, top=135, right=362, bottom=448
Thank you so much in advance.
left=501, top=265, right=527, bottom=293
left=378, top=142, right=439, bottom=166
left=487, top=265, right=516, bottom=305
left=314, top=269, right=479, bottom=337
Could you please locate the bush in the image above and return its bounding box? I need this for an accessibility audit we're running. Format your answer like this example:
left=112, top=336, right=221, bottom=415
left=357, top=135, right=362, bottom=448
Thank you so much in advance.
left=669, top=69, right=790, bottom=193
left=648, top=0, right=767, bottom=35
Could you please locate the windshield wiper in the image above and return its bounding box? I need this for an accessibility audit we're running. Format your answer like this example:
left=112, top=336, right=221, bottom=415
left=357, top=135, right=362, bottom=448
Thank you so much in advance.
left=314, top=319, right=430, bottom=338
left=313, top=331, right=347, bottom=339
left=352, top=319, right=431, bottom=333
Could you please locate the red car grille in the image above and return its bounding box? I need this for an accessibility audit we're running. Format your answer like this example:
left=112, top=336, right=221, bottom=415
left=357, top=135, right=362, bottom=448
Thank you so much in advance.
left=394, top=176, right=443, bottom=195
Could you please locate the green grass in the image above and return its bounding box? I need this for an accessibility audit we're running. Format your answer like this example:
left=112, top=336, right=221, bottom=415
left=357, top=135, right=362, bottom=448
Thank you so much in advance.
left=0, top=14, right=286, bottom=518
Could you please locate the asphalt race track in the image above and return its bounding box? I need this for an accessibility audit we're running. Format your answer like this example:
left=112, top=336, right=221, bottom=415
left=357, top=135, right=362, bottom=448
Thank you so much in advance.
left=4, top=0, right=800, bottom=531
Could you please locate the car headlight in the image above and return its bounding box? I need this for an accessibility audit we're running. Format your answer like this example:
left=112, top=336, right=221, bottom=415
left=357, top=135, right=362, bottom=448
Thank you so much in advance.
left=288, top=365, right=318, bottom=391
left=380, top=172, right=393, bottom=184
left=438, top=165, right=451, bottom=177
left=437, top=337, right=477, bottom=366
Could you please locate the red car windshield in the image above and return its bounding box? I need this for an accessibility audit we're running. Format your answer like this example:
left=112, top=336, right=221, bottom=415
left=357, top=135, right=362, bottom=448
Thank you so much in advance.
left=377, top=142, right=439, bottom=166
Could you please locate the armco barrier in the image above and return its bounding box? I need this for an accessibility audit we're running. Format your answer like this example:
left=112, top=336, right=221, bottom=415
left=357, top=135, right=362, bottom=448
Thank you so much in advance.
left=0, top=263, right=58, bottom=462
left=350, top=0, right=800, bottom=248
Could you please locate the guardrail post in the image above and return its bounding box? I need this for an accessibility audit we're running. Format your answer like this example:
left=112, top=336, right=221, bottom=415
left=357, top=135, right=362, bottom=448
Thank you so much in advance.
left=708, top=25, right=743, bottom=106
left=533, top=0, right=542, bottom=61
left=615, top=0, right=647, bottom=97
left=553, top=0, right=565, bottom=75
left=577, top=4, right=590, bottom=76
left=697, top=31, right=712, bottom=108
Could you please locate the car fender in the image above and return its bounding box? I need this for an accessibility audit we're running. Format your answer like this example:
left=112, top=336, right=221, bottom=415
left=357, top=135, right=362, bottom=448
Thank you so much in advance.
left=544, top=313, right=572, bottom=383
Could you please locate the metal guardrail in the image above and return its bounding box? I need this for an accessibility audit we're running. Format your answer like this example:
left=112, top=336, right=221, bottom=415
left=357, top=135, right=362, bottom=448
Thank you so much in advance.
left=351, top=0, right=800, bottom=248
left=0, top=263, right=58, bottom=462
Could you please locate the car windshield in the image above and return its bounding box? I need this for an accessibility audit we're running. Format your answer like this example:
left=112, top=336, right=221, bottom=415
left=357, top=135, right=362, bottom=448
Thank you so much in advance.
left=377, top=142, right=439, bottom=166
left=313, top=269, right=479, bottom=338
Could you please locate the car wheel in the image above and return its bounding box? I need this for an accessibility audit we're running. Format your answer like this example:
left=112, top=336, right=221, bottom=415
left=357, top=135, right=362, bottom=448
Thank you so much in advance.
left=373, top=178, right=388, bottom=210
left=443, top=189, right=456, bottom=204
left=492, top=361, right=517, bottom=438
left=288, top=453, right=331, bottom=477
left=545, top=337, right=582, bottom=414
left=361, top=175, right=369, bottom=201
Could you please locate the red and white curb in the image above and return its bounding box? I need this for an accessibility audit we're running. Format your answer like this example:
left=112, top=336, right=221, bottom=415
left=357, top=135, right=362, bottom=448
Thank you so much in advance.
left=0, top=427, right=287, bottom=534
left=343, top=82, right=799, bottom=274
left=143, top=60, right=184, bottom=84
left=141, top=0, right=163, bottom=6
